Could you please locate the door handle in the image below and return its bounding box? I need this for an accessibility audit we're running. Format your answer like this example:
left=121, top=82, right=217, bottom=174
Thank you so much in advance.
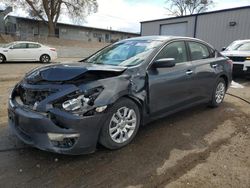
left=212, top=64, right=218, bottom=68
left=186, top=70, right=193, bottom=75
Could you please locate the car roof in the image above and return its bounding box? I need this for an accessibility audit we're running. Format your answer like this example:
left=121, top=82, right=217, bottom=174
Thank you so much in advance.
left=10, top=41, right=41, bottom=45
left=122, top=36, right=214, bottom=48
left=124, top=35, right=208, bottom=43
left=233, top=39, right=250, bottom=43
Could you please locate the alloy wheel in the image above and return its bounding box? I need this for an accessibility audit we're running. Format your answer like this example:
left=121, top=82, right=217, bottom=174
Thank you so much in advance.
left=109, top=107, right=137, bottom=144
left=41, top=55, right=50, bottom=63
left=215, top=82, right=225, bottom=104
left=0, top=55, right=4, bottom=63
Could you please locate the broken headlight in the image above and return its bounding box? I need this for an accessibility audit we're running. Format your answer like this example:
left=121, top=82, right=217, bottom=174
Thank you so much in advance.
left=62, top=95, right=89, bottom=111
left=58, top=86, right=104, bottom=113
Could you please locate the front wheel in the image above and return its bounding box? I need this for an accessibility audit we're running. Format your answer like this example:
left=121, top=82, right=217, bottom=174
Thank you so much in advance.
left=99, top=98, right=140, bottom=150
left=40, top=54, right=51, bottom=63
left=208, top=78, right=226, bottom=107
left=0, top=54, right=5, bottom=63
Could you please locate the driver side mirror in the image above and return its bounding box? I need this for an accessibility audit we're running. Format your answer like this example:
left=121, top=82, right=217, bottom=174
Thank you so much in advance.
left=153, top=58, right=176, bottom=68
left=221, top=47, right=226, bottom=51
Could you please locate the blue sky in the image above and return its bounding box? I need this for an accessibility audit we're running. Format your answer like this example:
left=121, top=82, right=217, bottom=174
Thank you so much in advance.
left=2, top=0, right=250, bottom=33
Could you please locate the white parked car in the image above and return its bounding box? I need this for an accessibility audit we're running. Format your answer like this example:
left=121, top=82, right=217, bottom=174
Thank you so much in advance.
left=221, top=39, right=250, bottom=76
left=0, top=41, right=57, bottom=63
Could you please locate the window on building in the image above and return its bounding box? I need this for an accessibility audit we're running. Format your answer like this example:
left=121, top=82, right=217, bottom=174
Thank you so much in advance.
left=105, top=34, right=110, bottom=41
left=93, top=33, right=102, bottom=38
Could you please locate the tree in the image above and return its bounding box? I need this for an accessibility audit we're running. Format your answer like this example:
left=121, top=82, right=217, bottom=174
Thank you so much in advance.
left=165, top=0, right=214, bottom=16
left=8, top=0, right=98, bottom=36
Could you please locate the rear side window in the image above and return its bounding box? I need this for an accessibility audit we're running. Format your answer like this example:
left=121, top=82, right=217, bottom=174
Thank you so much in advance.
left=188, top=42, right=210, bottom=61
left=12, top=43, right=27, bottom=49
left=28, top=43, right=41, bottom=48
left=155, top=41, right=188, bottom=64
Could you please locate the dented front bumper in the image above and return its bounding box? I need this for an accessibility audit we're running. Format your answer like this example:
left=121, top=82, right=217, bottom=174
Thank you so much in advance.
left=8, top=96, right=106, bottom=155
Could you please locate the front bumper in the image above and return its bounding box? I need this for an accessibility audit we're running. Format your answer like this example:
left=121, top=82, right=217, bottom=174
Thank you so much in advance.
left=232, top=60, right=250, bottom=76
left=8, top=99, right=105, bottom=155
left=50, top=51, right=58, bottom=61
left=232, top=63, right=250, bottom=76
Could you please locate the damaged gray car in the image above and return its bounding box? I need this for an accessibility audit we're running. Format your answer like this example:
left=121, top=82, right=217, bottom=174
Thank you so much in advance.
left=8, top=36, right=232, bottom=155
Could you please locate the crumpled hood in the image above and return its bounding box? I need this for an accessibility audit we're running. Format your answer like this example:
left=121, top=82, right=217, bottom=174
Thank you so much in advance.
left=25, top=62, right=127, bottom=83
left=221, top=50, right=250, bottom=57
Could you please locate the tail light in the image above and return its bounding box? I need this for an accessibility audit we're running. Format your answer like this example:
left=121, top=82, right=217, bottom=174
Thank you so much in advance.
left=50, top=48, right=56, bottom=51
left=226, top=59, right=233, bottom=70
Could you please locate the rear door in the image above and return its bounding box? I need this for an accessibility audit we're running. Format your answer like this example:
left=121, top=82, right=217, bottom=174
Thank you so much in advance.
left=187, top=41, right=219, bottom=100
left=26, top=43, right=42, bottom=60
left=147, top=40, right=196, bottom=114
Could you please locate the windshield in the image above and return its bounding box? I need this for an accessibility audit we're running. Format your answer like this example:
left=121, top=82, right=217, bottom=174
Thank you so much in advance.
left=1, top=42, right=14, bottom=48
left=226, top=41, right=250, bottom=51
left=85, top=40, right=163, bottom=67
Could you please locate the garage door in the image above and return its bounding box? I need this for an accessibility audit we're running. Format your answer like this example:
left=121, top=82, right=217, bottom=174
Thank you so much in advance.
left=160, top=22, right=188, bottom=37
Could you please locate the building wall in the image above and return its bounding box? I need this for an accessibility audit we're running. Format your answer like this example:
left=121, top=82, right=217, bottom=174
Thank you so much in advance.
left=3, top=16, right=139, bottom=43
left=141, top=7, right=250, bottom=50
left=196, top=8, right=250, bottom=49
left=0, top=11, right=5, bottom=33
left=0, top=7, right=12, bottom=33
left=141, top=16, right=195, bottom=37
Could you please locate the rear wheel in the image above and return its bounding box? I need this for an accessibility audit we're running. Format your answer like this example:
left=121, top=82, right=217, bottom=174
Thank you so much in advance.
left=0, top=54, right=5, bottom=63
left=40, top=54, right=51, bottom=63
left=99, top=98, right=140, bottom=150
left=208, top=78, right=226, bottom=107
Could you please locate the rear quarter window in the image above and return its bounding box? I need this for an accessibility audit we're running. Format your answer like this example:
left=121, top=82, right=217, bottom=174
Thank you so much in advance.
left=188, top=42, right=210, bottom=61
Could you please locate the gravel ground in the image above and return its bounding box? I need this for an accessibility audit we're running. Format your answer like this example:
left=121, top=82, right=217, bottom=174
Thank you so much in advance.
left=0, top=62, right=249, bottom=188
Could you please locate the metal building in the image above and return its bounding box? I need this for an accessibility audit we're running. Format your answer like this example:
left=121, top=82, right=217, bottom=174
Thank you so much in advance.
left=141, top=6, right=250, bottom=50
left=1, top=15, right=139, bottom=43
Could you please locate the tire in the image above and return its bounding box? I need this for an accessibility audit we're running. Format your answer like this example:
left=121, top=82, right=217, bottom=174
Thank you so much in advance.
left=208, top=78, right=226, bottom=108
left=0, top=54, right=6, bottom=63
left=99, top=98, right=140, bottom=150
left=40, top=54, right=51, bottom=63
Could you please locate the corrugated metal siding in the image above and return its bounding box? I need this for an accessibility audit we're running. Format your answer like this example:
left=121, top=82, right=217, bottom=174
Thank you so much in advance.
left=196, top=8, right=250, bottom=50
left=160, top=22, right=188, bottom=36
left=141, top=7, right=250, bottom=50
left=141, top=16, right=195, bottom=37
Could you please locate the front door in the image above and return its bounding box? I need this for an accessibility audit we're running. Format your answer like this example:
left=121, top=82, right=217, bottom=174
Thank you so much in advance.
left=147, top=41, right=195, bottom=114
left=7, top=43, right=29, bottom=61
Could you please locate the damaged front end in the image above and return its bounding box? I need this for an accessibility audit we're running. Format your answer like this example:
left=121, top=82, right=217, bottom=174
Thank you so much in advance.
left=8, top=63, right=133, bottom=154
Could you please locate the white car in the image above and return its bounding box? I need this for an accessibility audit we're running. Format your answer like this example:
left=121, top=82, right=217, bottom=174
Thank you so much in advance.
left=221, top=39, right=250, bottom=76
left=0, top=41, right=57, bottom=63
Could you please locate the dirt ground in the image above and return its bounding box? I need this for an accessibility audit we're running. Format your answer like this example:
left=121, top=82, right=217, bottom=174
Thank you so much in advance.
left=0, top=61, right=249, bottom=188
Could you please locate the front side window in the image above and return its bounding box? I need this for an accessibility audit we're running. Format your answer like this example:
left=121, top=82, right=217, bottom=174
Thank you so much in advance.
left=155, top=41, right=188, bottom=64
left=12, top=43, right=27, bottom=49
left=2, top=42, right=14, bottom=48
left=86, top=40, right=163, bottom=67
left=28, top=43, right=41, bottom=48
left=188, top=42, right=210, bottom=61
